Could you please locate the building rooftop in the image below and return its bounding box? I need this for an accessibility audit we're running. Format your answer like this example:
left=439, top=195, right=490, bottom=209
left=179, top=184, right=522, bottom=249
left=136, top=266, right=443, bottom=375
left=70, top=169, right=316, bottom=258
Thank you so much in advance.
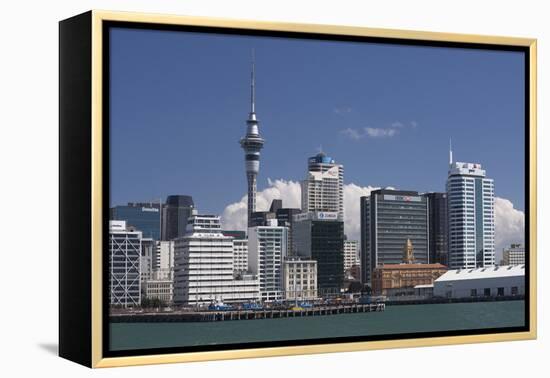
left=376, top=263, right=447, bottom=270
left=435, top=265, right=525, bottom=282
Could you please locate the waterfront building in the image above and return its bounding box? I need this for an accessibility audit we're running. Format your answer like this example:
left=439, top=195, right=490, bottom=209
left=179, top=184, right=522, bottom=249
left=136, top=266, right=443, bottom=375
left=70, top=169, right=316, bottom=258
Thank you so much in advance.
left=283, top=257, right=318, bottom=301
left=173, top=214, right=259, bottom=305
left=371, top=239, right=447, bottom=296
left=221, top=230, right=247, bottom=239
left=301, top=152, right=344, bottom=221
left=293, top=211, right=344, bottom=294
left=110, top=202, right=161, bottom=240
left=433, top=265, right=525, bottom=298
left=502, top=244, right=525, bottom=265
left=144, top=279, right=174, bottom=304
left=233, top=239, right=249, bottom=274
left=240, top=55, right=265, bottom=227
left=140, top=237, right=155, bottom=284
left=250, top=199, right=300, bottom=254
left=109, top=220, right=141, bottom=307
left=153, top=240, right=174, bottom=280
left=423, top=192, right=449, bottom=265
left=343, top=239, right=360, bottom=271
left=360, top=189, right=429, bottom=285
left=248, top=220, right=289, bottom=301
left=447, top=148, right=495, bottom=269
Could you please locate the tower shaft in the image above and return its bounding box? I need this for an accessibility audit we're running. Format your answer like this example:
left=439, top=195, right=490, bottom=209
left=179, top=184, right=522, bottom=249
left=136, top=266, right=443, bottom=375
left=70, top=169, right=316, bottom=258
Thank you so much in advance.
left=240, top=51, right=264, bottom=228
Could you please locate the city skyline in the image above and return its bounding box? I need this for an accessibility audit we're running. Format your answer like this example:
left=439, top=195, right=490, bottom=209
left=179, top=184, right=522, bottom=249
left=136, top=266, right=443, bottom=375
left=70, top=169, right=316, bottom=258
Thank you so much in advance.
left=109, top=27, right=526, bottom=256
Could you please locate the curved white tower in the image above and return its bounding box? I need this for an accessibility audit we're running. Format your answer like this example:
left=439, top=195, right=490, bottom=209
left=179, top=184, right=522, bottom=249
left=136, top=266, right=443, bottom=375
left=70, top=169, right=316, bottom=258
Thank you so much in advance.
left=240, top=53, right=265, bottom=227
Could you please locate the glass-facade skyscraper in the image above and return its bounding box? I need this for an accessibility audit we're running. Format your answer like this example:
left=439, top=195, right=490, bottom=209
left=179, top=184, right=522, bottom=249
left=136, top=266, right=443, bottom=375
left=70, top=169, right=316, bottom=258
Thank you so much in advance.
left=293, top=211, right=344, bottom=294
left=110, top=202, right=161, bottom=240
left=424, top=192, right=449, bottom=265
left=360, top=189, right=429, bottom=285
left=162, top=195, right=194, bottom=241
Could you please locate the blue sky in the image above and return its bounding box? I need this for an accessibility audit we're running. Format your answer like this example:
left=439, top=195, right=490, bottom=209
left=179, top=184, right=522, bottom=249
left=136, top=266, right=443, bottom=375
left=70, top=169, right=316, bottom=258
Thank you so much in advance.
left=109, top=27, right=525, bottom=214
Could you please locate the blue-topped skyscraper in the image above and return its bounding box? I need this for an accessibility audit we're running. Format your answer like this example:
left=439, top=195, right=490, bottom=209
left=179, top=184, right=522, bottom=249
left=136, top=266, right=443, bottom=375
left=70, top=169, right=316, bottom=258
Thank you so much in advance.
left=240, top=53, right=265, bottom=227
left=301, top=152, right=344, bottom=221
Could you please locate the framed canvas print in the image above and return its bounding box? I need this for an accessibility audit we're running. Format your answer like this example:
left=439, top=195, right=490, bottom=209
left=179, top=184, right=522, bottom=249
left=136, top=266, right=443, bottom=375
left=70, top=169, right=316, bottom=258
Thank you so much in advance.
left=59, top=10, right=537, bottom=368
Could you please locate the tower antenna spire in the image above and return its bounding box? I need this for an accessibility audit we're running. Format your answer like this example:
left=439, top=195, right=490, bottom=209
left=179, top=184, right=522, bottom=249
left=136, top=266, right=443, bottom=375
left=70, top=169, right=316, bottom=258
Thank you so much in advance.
left=449, top=137, right=453, bottom=166
left=250, top=48, right=255, bottom=114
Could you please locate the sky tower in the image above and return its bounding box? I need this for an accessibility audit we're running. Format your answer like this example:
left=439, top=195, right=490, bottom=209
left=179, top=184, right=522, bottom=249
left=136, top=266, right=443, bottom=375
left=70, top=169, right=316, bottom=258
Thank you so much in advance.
left=240, top=52, right=265, bottom=228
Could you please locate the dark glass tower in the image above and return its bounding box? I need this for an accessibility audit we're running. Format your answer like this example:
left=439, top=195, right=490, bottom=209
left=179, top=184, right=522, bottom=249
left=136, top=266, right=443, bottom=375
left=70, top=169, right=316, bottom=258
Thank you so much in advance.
left=293, top=212, right=344, bottom=294
left=424, top=192, right=449, bottom=265
left=360, top=189, right=429, bottom=284
left=110, top=202, right=161, bottom=240
left=161, top=195, right=194, bottom=241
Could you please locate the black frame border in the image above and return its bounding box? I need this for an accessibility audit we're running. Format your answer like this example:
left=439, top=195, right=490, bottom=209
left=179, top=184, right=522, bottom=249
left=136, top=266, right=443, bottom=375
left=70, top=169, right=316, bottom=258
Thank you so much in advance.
left=101, top=20, right=531, bottom=359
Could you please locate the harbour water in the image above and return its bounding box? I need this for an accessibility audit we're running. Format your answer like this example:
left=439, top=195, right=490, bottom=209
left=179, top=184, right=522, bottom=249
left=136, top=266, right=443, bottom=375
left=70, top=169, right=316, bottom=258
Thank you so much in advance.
left=109, top=300, right=525, bottom=351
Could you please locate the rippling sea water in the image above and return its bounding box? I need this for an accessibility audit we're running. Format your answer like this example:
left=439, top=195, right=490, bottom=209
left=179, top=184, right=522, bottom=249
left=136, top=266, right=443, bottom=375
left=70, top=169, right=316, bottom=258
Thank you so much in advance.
left=110, top=300, right=525, bottom=351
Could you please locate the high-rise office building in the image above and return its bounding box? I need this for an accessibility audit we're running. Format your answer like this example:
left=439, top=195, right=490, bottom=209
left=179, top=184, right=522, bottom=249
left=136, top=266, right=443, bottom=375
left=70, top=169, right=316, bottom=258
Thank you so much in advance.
left=343, top=239, right=360, bottom=271
left=502, top=244, right=525, bottom=265
left=248, top=220, right=289, bottom=302
left=250, top=199, right=300, bottom=255
left=108, top=220, right=141, bottom=307
left=110, top=202, right=161, bottom=240
left=424, top=192, right=449, bottom=265
left=240, top=55, right=265, bottom=227
left=301, top=152, right=344, bottom=221
left=233, top=239, right=249, bottom=274
left=140, top=237, right=155, bottom=284
left=360, top=189, right=429, bottom=285
left=153, top=240, right=174, bottom=280
left=173, top=214, right=259, bottom=305
left=161, top=195, right=194, bottom=241
left=447, top=148, right=495, bottom=269
left=293, top=211, right=344, bottom=294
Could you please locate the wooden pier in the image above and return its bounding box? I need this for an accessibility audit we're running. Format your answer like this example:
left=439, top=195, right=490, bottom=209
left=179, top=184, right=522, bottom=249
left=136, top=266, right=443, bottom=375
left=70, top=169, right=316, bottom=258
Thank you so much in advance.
left=110, top=303, right=385, bottom=323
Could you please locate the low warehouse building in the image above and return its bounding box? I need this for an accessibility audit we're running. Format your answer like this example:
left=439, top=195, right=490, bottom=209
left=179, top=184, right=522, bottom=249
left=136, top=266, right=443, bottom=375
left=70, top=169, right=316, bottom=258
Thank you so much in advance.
left=433, top=265, right=525, bottom=298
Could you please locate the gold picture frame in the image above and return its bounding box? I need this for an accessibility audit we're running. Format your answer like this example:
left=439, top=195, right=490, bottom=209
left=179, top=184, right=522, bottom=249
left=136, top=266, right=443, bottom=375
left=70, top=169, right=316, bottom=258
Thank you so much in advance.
left=59, top=9, right=537, bottom=368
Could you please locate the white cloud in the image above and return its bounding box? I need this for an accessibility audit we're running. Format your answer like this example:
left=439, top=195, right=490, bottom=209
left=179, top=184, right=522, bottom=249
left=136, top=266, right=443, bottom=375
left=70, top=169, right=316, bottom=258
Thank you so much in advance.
left=222, top=181, right=525, bottom=264
left=221, top=179, right=383, bottom=241
left=365, top=127, right=398, bottom=138
left=343, top=183, right=386, bottom=241
left=494, top=197, right=525, bottom=261
left=341, top=128, right=363, bottom=140
left=333, top=106, right=352, bottom=114
left=221, top=179, right=301, bottom=231
left=341, top=121, right=418, bottom=140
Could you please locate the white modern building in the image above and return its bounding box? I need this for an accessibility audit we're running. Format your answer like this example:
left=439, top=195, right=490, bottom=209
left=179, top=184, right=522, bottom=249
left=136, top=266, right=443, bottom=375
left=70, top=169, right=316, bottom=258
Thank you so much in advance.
left=502, top=244, right=525, bottom=266
left=153, top=240, right=174, bottom=280
left=433, top=265, right=524, bottom=298
left=173, top=214, right=259, bottom=306
left=145, top=279, right=174, bottom=304
left=283, top=257, right=318, bottom=301
left=109, top=220, right=142, bottom=307
left=233, top=239, right=248, bottom=274
left=248, top=220, right=289, bottom=302
left=447, top=148, right=495, bottom=269
left=140, top=237, right=155, bottom=284
left=343, top=240, right=360, bottom=271
left=301, top=152, right=344, bottom=221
